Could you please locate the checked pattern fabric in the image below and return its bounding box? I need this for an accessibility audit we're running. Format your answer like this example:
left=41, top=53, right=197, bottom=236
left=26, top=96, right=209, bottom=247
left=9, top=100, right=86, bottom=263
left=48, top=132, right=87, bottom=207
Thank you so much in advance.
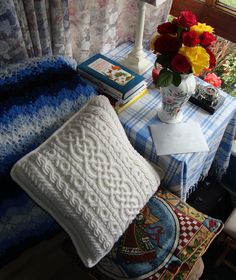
left=176, top=210, right=201, bottom=253
left=105, top=42, right=236, bottom=200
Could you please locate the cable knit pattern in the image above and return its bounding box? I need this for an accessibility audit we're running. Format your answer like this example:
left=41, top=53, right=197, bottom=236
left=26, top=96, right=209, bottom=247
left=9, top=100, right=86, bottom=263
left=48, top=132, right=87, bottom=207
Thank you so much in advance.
left=11, top=95, right=161, bottom=267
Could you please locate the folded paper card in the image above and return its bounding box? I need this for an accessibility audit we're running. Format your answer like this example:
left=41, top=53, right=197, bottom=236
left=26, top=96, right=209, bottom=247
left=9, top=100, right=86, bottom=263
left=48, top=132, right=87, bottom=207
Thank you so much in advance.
left=150, top=121, right=209, bottom=156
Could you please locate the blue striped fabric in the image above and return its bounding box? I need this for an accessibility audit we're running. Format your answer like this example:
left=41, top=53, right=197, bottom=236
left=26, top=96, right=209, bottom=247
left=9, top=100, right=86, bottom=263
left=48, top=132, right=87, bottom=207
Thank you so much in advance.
left=105, top=42, right=236, bottom=200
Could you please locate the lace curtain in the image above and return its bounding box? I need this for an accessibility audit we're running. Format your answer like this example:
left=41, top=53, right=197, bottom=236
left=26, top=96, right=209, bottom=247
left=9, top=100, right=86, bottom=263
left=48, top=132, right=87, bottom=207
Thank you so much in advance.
left=0, top=0, right=172, bottom=66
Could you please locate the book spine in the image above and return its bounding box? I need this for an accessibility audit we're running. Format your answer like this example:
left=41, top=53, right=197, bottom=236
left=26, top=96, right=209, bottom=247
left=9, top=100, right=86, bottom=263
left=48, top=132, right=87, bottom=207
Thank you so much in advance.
left=97, top=88, right=121, bottom=101
left=115, top=88, right=148, bottom=113
left=78, top=68, right=147, bottom=101
left=77, top=69, right=122, bottom=100
left=122, top=81, right=147, bottom=100
left=118, top=83, right=147, bottom=104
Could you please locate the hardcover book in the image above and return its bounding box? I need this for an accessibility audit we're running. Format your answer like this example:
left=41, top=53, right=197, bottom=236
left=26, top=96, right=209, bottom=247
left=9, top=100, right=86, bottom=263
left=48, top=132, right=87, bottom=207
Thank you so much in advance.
left=109, top=82, right=147, bottom=104
left=115, top=88, right=148, bottom=113
left=77, top=54, right=146, bottom=100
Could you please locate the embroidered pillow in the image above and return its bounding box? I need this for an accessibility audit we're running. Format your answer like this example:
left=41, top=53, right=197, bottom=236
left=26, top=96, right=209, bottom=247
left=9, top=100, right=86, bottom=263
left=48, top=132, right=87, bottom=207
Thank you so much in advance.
left=11, top=95, right=161, bottom=267
left=96, top=187, right=223, bottom=280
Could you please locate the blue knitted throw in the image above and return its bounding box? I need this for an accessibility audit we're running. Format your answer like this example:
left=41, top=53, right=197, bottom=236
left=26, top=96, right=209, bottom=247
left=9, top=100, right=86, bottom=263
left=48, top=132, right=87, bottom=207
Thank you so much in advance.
left=0, top=55, right=98, bottom=267
left=0, top=55, right=97, bottom=177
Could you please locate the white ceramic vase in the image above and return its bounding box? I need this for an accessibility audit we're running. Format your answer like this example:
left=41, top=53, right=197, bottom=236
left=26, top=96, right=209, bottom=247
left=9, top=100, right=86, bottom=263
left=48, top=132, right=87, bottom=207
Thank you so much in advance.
left=158, top=74, right=196, bottom=123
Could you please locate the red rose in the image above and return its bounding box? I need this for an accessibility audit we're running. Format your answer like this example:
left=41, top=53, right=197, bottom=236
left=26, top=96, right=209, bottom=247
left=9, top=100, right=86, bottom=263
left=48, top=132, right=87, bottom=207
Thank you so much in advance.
left=157, top=22, right=177, bottom=35
left=201, top=32, right=217, bottom=47
left=178, top=10, right=197, bottom=28
left=172, top=17, right=179, bottom=26
left=206, top=49, right=216, bottom=68
left=171, top=54, right=191, bottom=73
left=182, top=30, right=200, bottom=46
left=154, top=34, right=180, bottom=54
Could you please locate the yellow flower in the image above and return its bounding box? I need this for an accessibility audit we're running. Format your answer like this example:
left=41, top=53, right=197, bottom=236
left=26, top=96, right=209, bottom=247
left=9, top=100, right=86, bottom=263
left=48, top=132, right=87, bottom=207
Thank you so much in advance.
left=179, top=46, right=210, bottom=74
left=190, top=23, right=214, bottom=34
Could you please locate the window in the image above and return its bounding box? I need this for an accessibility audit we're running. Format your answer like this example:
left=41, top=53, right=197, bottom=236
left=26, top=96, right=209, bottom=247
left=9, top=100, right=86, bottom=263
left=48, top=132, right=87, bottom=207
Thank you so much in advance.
left=171, top=0, right=236, bottom=43
left=217, top=0, right=236, bottom=10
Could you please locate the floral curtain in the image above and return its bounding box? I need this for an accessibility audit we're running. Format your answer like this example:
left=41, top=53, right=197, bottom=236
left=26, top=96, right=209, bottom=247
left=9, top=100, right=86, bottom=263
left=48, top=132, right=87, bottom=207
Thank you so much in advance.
left=0, top=0, right=172, bottom=66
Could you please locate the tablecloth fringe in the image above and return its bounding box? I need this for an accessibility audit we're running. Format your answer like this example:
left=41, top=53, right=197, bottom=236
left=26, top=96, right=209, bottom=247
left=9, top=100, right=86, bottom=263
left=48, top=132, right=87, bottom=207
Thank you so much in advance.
left=209, top=161, right=227, bottom=181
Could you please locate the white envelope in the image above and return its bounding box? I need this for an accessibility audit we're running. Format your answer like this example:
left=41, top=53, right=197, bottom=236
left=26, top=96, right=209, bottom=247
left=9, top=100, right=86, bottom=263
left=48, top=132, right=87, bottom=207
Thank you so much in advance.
left=150, top=121, right=209, bottom=156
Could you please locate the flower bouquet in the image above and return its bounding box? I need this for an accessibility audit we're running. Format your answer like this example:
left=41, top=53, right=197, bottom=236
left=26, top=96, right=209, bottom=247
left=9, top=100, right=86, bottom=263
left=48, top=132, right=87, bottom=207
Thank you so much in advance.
left=151, top=10, right=217, bottom=87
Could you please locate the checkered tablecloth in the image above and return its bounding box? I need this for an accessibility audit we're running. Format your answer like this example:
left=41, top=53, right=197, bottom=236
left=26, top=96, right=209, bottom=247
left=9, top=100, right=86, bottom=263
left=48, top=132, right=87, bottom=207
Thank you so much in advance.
left=105, top=42, right=236, bottom=200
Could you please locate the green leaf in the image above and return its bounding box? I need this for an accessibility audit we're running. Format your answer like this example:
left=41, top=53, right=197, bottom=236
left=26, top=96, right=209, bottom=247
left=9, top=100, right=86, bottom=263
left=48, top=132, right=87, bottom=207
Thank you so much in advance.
left=155, top=69, right=173, bottom=87
left=194, top=239, right=200, bottom=247
left=186, top=247, right=194, bottom=254
left=172, top=72, right=181, bottom=86
left=177, top=26, right=183, bottom=41
left=155, top=55, right=171, bottom=69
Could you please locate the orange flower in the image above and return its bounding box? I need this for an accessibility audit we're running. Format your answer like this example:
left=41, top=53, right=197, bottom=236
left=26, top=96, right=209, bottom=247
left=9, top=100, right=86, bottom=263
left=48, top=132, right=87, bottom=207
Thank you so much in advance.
left=111, top=65, right=121, bottom=70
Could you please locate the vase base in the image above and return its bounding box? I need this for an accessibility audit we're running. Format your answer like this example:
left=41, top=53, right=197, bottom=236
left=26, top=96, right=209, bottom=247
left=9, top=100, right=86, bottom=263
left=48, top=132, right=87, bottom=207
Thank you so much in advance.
left=157, top=109, right=183, bottom=124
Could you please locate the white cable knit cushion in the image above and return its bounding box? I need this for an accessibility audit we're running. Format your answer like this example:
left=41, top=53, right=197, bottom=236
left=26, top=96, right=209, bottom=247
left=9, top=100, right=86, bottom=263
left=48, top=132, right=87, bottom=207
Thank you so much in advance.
left=11, top=95, right=161, bottom=267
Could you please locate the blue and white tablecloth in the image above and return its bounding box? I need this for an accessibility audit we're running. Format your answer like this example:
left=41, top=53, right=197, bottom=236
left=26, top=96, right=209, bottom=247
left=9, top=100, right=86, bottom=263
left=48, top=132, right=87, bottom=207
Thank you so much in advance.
left=105, top=42, right=236, bottom=200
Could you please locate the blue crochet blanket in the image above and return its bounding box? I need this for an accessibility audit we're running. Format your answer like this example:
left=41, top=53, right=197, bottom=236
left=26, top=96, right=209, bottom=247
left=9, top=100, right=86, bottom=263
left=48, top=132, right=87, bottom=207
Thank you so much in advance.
left=0, top=55, right=97, bottom=267
left=0, top=55, right=96, bottom=177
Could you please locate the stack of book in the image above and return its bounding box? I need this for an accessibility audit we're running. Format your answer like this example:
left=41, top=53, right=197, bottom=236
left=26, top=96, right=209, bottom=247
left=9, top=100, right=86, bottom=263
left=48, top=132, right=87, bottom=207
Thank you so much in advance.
left=77, top=54, right=147, bottom=112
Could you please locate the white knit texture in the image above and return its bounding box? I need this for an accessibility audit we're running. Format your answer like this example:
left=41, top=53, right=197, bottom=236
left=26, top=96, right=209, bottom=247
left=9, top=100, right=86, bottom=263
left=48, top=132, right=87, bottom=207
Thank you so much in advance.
left=11, top=95, right=161, bottom=267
